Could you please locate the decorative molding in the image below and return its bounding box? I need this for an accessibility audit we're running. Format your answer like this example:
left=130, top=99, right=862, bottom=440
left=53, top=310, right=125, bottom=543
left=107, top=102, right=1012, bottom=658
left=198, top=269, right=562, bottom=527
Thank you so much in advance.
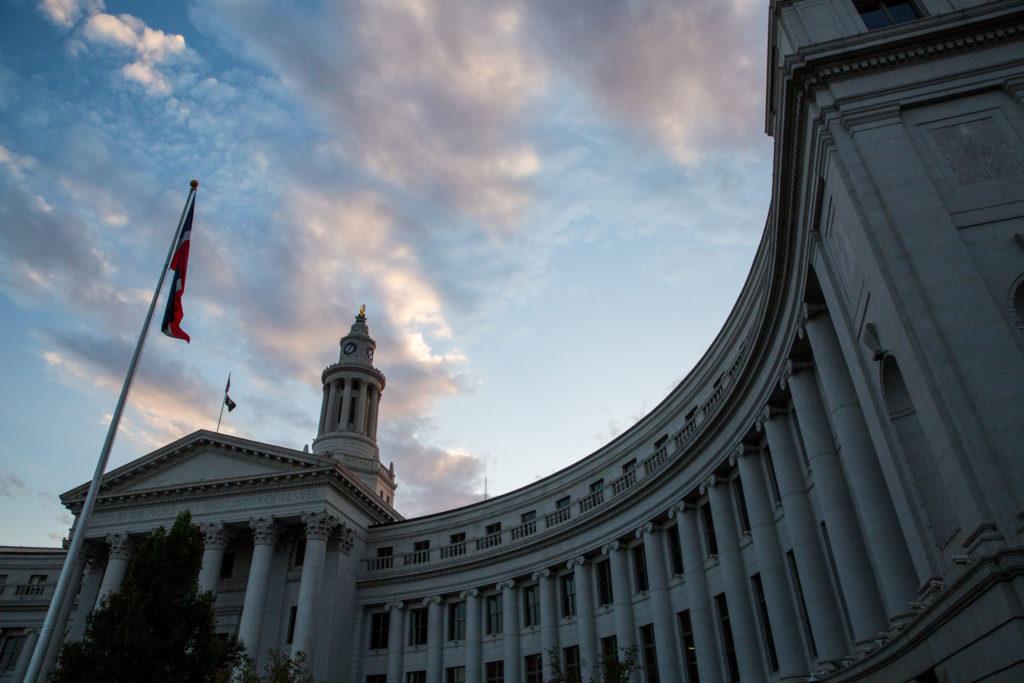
left=329, top=525, right=355, bottom=554
left=459, top=588, right=479, bottom=600
left=496, top=579, right=515, bottom=591
left=249, top=517, right=279, bottom=546
left=199, top=522, right=229, bottom=550
left=531, top=569, right=551, bottom=581
left=301, top=510, right=339, bottom=541
left=634, top=522, right=654, bottom=539
left=385, top=601, right=405, bottom=612
left=600, top=541, right=621, bottom=556
left=422, top=595, right=442, bottom=606
left=105, top=532, right=131, bottom=560
left=566, top=556, right=585, bottom=570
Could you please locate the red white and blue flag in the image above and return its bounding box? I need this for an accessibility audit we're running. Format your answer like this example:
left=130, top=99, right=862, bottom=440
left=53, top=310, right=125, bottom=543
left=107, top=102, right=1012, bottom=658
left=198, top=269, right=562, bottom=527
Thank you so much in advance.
left=161, top=195, right=195, bottom=342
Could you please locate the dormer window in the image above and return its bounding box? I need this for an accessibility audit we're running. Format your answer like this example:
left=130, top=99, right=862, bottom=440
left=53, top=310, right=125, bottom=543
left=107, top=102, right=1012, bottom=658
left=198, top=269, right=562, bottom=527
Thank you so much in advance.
left=854, top=0, right=921, bottom=30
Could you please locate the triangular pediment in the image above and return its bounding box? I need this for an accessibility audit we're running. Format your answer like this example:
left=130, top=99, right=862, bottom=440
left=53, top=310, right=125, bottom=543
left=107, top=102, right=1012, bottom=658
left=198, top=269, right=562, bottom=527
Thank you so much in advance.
left=115, top=448, right=290, bottom=492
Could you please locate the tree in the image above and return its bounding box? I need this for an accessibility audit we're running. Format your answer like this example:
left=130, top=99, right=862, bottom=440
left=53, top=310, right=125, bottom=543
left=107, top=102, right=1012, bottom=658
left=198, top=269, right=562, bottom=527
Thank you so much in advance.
left=51, top=511, right=243, bottom=682
left=236, top=650, right=314, bottom=683
left=545, top=646, right=643, bottom=683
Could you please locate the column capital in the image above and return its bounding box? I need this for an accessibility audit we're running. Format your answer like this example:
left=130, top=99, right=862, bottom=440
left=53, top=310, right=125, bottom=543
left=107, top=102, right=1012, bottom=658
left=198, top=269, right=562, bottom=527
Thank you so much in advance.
left=730, top=443, right=758, bottom=467
left=566, top=556, right=586, bottom=569
left=781, top=359, right=814, bottom=390
left=385, top=601, right=405, bottom=612
left=496, top=579, right=515, bottom=591
left=759, top=403, right=789, bottom=427
left=106, top=532, right=131, bottom=560
left=423, top=595, right=442, bottom=606
left=601, top=540, right=622, bottom=555
left=531, top=568, right=552, bottom=581
left=301, top=510, right=339, bottom=541
left=328, top=525, right=355, bottom=553
left=699, top=474, right=721, bottom=495
left=199, top=522, right=229, bottom=550
left=634, top=522, right=655, bottom=539
left=249, top=517, right=279, bottom=546
left=801, top=301, right=828, bottom=321
left=459, top=588, right=479, bottom=599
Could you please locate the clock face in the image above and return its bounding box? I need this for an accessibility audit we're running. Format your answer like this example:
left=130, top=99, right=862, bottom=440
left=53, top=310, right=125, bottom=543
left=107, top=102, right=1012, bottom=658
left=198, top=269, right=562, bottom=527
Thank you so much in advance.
left=366, top=347, right=375, bottom=361
left=342, top=342, right=357, bottom=355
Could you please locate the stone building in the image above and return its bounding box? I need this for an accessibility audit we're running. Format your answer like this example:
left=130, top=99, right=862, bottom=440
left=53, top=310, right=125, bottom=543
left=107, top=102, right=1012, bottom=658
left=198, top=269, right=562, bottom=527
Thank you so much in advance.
left=3, top=0, right=1024, bottom=680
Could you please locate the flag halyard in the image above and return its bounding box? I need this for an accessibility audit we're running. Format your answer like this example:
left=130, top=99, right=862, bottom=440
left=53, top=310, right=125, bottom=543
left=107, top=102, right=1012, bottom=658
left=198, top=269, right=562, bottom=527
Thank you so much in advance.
left=161, top=196, right=195, bottom=343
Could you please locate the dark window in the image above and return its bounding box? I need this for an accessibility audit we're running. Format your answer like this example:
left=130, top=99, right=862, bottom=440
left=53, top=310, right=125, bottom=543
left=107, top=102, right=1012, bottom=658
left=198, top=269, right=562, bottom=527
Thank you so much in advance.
left=632, top=544, right=649, bottom=593
left=409, top=607, right=428, bottom=646
left=523, top=584, right=540, bottom=627
left=596, top=559, right=614, bottom=605
left=787, top=551, right=817, bottom=658
left=854, top=0, right=921, bottom=30
left=445, top=667, right=466, bottom=683
left=0, top=635, right=26, bottom=672
left=486, top=660, right=504, bottom=683
left=715, top=594, right=740, bottom=682
left=639, top=624, right=659, bottom=683
left=348, top=386, right=358, bottom=424
left=590, top=479, right=604, bottom=492
left=556, top=495, right=571, bottom=510
left=763, top=449, right=782, bottom=506
left=486, top=594, right=503, bottom=635
left=369, top=611, right=390, bottom=650
left=678, top=610, right=700, bottom=682
left=450, top=532, right=466, bottom=544
left=293, top=537, right=306, bottom=567
left=701, top=503, right=718, bottom=557
left=563, top=645, right=582, bottom=680
left=666, top=524, right=684, bottom=575
left=377, top=546, right=393, bottom=557
left=560, top=572, right=577, bottom=617
left=286, top=605, right=297, bottom=644
left=525, top=653, right=543, bottom=683
left=406, top=673, right=427, bottom=683
left=600, top=634, right=618, bottom=667
left=485, top=522, right=502, bottom=535
left=367, top=676, right=387, bottom=683
left=448, top=601, right=466, bottom=641
left=521, top=510, right=536, bottom=524
left=751, top=574, right=779, bottom=672
left=733, top=478, right=751, bottom=535
left=622, top=458, right=637, bottom=473
left=219, top=551, right=235, bottom=579
left=414, top=539, right=430, bottom=552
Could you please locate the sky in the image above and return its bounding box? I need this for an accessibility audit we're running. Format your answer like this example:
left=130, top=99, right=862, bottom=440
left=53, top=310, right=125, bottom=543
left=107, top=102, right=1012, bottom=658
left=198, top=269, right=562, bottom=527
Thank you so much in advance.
left=0, top=0, right=774, bottom=546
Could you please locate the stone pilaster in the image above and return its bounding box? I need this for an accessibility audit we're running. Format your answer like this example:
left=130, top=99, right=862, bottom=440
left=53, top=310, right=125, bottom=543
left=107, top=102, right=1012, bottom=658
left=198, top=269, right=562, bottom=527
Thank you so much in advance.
left=292, top=512, right=338, bottom=657
left=461, top=589, right=481, bottom=683
left=532, top=568, right=558, bottom=677
left=424, top=595, right=443, bottom=683
left=601, top=541, right=639, bottom=683
left=567, top=557, right=597, bottom=675
left=385, top=601, right=405, bottom=683
left=238, top=517, right=279, bottom=659
left=673, top=503, right=722, bottom=683
left=635, top=523, right=681, bottom=682
left=498, top=579, right=520, bottom=683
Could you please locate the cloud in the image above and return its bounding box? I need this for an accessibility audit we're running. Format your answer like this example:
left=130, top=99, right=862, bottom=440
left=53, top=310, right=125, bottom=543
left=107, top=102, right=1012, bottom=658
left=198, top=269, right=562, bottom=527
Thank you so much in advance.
left=37, top=0, right=103, bottom=28
left=0, top=471, right=30, bottom=499
left=381, top=420, right=483, bottom=514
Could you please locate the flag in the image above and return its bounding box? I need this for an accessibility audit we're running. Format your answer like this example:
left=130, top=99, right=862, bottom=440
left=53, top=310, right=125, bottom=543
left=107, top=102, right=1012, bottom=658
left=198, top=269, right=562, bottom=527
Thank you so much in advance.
left=224, top=375, right=236, bottom=412
left=161, top=196, right=195, bottom=342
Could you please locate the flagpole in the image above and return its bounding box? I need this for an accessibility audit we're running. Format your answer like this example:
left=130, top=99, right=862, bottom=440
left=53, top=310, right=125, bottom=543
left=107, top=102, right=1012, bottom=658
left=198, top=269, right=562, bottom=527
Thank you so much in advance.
left=216, top=372, right=230, bottom=433
left=24, top=180, right=199, bottom=683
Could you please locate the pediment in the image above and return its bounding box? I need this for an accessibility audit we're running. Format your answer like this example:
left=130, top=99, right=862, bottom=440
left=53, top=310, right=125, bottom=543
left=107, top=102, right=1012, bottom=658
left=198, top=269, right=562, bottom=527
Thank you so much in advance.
left=111, top=447, right=293, bottom=493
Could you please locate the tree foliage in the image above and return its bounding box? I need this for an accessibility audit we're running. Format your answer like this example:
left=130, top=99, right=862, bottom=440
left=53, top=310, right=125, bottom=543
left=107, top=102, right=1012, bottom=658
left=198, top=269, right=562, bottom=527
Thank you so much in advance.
left=545, top=645, right=643, bottom=683
left=51, top=511, right=243, bottom=682
left=236, top=650, right=315, bottom=683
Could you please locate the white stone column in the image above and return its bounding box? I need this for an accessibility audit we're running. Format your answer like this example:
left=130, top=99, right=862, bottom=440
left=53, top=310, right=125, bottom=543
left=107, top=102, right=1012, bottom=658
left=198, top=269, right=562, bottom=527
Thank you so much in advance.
left=567, top=557, right=597, bottom=675
left=704, top=475, right=763, bottom=681
left=733, top=445, right=808, bottom=680
left=425, top=595, right=443, bottom=683
left=758, top=405, right=847, bottom=661
left=96, top=532, right=131, bottom=605
left=238, top=518, right=279, bottom=660
left=601, top=541, right=638, bottom=683
left=318, top=384, right=329, bottom=434
left=368, top=387, right=381, bottom=439
left=674, top=504, right=722, bottom=683
left=498, top=579, right=521, bottom=683
left=385, top=601, right=405, bottom=683
left=461, top=589, right=482, bottom=683
left=339, top=381, right=353, bottom=430
left=802, top=307, right=918, bottom=619
left=635, top=523, right=682, bottom=682
left=292, top=512, right=337, bottom=657
left=326, top=380, right=342, bottom=432
left=533, top=568, right=558, bottom=677
left=67, top=554, right=104, bottom=642
left=785, top=361, right=888, bottom=642
left=13, top=628, right=38, bottom=683
left=356, top=381, right=370, bottom=435
left=198, top=522, right=229, bottom=595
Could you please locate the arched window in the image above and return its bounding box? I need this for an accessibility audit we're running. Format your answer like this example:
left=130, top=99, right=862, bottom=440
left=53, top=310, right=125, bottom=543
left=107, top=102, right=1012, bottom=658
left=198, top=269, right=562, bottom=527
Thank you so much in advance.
left=881, top=356, right=958, bottom=548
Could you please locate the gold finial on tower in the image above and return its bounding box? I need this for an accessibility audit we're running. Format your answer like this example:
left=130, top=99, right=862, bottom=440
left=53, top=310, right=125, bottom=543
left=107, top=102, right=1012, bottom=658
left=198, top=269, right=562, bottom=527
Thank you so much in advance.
left=358, top=304, right=366, bottom=317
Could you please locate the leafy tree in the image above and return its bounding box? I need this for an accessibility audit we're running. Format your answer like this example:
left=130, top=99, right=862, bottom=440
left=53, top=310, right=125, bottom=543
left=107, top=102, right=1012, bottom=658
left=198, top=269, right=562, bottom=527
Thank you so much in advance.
left=51, top=511, right=243, bottom=683
left=545, top=645, right=642, bottom=683
left=236, top=650, right=314, bottom=683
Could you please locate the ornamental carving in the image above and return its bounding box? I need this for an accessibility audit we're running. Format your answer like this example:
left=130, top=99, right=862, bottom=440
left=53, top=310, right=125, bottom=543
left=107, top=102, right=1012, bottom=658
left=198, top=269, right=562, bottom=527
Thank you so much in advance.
left=106, top=532, right=131, bottom=560
left=301, top=510, right=339, bottom=541
left=423, top=595, right=442, bottom=606
left=600, top=541, right=621, bottom=555
left=496, top=579, right=515, bottom=591
left=199, top=522, right=229, bottom=550
left=249, top=517, right=279, bottom=546
left=459, top=588, right=479, bottom=599
left=329, top=525, right=355, bottom=554
left=634, top=522, right=654, bottom=539
left=566, top=556, right=585, bottom=569
left=531, top=568, right=551, bottom=581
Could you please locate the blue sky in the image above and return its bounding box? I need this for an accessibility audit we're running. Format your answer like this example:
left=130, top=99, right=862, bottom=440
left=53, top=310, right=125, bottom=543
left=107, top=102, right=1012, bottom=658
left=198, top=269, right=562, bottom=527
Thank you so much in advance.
left=0, top=0, right=773, bottom=545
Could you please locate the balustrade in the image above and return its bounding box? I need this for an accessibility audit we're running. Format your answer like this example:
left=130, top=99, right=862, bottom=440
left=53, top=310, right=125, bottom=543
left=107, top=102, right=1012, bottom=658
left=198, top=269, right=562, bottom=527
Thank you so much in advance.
left=544, top=507, right=571, bottom=528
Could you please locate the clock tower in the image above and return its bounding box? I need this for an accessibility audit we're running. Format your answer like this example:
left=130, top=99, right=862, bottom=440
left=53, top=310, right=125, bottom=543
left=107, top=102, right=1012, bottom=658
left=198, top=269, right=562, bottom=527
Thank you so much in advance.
left=312, top=306, right=396, bottom=505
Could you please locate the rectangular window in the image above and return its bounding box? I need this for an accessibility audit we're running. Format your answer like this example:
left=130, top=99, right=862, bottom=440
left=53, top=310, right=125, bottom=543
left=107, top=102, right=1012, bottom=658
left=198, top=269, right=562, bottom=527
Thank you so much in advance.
left=596, top=559, right=614, bottom=605
left=367, top=676, right=387, bottom=683
left=450, top=532, right=466, bottom=544
left=854, top=0, right=921, bottom=30
left=763, top=449, right=782, bottom=506
left=701, top=503, right=718, bottom=557
left=733, top=478, right=751, bottom=534
left=622, top=458, right=637, bottom=473
left=639, top=624, right=659, bottom=683
left=560, top=572, right=577, bottom=617
left=486, top=594, right=504, bottom=635
left=448, top=601, right=466, bottom=641
left=377, top=546, right=393, bottom=558
left=632, top=544, right=649, bottom=593
left=406, top=673, right=427, bottom=683
left=409, top=607, right=428, bottom=646
left=286, top=605, right=297, bottom=644
left=590, top=479, right=604, bottom=493
left=524, top=653, right=543, bottom=683
left=521, top=510, right=536, bottom=524
left=786, top=550, right=817, bottom=658
left=293, top=537, right=306, bottom=567
left=414, top=539, right=431, bottom=552
left=28, top=574, right=47, bottom=584
left=666, top=524, right=684, bottom=575
left=369, top=611, right=390, bottom=650
left=485, top=522, right=502, bottom=535
left=678, top=610, right=700, bottom=683
left=715, top=594, right=740, bottom=683
left=751, top=574, right=779, bottom=672
left=485, top=660, right=504, bottom=683
left=0, top=635, right=26, bottom=672
left=563, top=645, right=581, bottom=680
left=523, top=584, right=540, bottom=628
left=600, top=634, right=618, bottom=665
left=219, top=551, right=235, bottom=579
left=445, top=667, right=466, bottom=683
left=556, top=495, right=571, bottom=510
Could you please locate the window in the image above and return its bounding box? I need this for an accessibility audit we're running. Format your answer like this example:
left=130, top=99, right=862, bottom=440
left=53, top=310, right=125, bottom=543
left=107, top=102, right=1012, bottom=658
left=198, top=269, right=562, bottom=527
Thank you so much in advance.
left=751, top=574, right=779, bottom=672
left=367, top=676, right=387, bottom=683
left=377, top=546, right=393, bottom=558
left=854, top=0, right=920, bottom=30
left=733, top=478, right=751, bottom=535
left=715, top=594, right=740, bottom=682
left=556, top=495, right=571, bottom=510
left=523, top=584, right=540, bottom=628
left=590, top=479, right=604, bottom=493
left=348, top=385, right=358, bottom=425
left=639, top=624, right=659, bottom=683
left=787, top=551, right=817, bottom=658
left=596, top=559, right=614, bottom=605
left=0, top=635, right=26, bottom=672
left=763, top=449, right=782, bottom=506
left=486, top=660, right=504, bottom=683
left=521, top=510, right=536, bottom=524
left=445, top=667, right=466, bottom=683
left=563, top=645, right=582, bottom=680
left=632, top=544, right=649, bottom=593
left=406, top=672, right=427, bottom=683
left=409, top=607, right=428, bottom=646
left=666, top=524, right=684, bottom=575
left=486, top=594, right=503, bottom=635
left=701, top=503, right=718, bottom=557
left=678, top=610, right=700, bottom=683
left=369, top=611, right=390, bottom=650
left=450, top=532, right=466, bottom=544
left=600, top=635, right=618, bottom=667
left=286, top=605, right=297, bottom=644
left=560, top=572, right=576, bottom=617
left=448, top=601, right=466, bottom=641
left=525, top=653, right=543, bottom=683
left=414, top=539, right=430, bottom=552
left=219, top=551, right=235, bottom=579
left=622, top=458, right=636, bottom=473
left=485, top=522, right=502, bottom=535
